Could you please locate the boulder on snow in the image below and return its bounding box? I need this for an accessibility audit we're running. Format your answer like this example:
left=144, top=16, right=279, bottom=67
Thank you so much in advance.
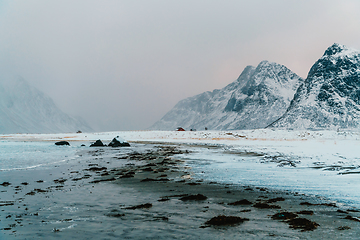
left=55, top=141, right=70, bottom=146
left=108, top=138, right=130, bottom=147
left=90, top=139, right=105, bottom=147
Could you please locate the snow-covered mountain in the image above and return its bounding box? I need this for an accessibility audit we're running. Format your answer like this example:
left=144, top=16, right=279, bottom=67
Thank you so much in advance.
left=151, top=61, right=303, bottom=130
left=269, top=43, right=360, bottom=129
left=0, top=75, right=92, bottom=134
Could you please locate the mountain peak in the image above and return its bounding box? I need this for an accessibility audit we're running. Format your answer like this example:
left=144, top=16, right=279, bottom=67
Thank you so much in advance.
left=323, top=43, right=346, bottom=56
left=257, top=60, right=277, bottom=68
left=270, top=44, right=360, bottom=129
left=322, top=43, right=359, bottom=58
left=0, top=76, right=92, bottom=133
left=150, top=60, right=303, bottom=130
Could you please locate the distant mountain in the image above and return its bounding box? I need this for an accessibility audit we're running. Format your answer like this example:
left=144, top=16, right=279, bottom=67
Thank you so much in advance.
left=0, top=75, right=92, bottom=133
left=151, top=61, right=303, bottom=130
left=269, top=43, right=360, bottom=129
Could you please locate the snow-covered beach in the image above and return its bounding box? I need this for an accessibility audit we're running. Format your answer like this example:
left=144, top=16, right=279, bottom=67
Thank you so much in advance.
left=1, top=130, right=360, bottom=239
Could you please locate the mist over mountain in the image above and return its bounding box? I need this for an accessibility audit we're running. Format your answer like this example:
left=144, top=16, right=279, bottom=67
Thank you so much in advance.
left=152, top=43, right=360, bottom=131
left=151, top=61, right=303, bottom=130
left=269, top=43, right=360, bottom=129
left=0, top=75, right=92, bottom=134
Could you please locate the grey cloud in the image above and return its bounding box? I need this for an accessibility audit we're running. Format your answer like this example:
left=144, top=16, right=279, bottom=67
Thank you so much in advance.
left=0, top=0, right=360, bottom=131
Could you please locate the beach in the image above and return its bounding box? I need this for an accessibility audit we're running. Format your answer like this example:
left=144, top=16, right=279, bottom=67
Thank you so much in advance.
left=1, top=132, right=360, bottom=239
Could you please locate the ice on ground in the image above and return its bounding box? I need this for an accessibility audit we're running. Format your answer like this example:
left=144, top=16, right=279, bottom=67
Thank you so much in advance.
left=1, top=129, right=360, bottom=208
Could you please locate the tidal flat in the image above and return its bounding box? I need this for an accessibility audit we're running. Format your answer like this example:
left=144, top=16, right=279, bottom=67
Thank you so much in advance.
left=1, top=141, right=360, bottom=239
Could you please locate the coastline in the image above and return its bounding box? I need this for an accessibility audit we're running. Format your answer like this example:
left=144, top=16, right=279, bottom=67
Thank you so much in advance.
left=1, top=141, right=360, bottom=239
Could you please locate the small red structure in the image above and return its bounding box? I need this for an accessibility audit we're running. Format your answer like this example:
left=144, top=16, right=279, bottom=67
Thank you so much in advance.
left=176, top=127, right=185, bottom=131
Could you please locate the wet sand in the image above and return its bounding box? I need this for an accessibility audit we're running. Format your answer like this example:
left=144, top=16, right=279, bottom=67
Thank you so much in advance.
left=1, top=142, right=360, bottom=239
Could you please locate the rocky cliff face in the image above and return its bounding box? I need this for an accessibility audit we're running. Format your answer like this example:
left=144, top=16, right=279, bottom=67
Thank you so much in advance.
left=269, top=43, right=360, bottom=129
left=0, top=76, right=92, bottom=133
left=151, top=61, right=303, bottom=130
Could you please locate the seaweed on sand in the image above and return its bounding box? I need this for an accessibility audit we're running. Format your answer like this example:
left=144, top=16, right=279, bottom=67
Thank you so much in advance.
left=204, top=215, right=249, bottom=226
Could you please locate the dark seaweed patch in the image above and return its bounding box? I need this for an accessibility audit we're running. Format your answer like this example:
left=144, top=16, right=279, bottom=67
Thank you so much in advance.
left=204, top=215, right=249, bottom=226
left=228, top=199, right=252, bottom=206
left=287, top=218, right=319, bottom=231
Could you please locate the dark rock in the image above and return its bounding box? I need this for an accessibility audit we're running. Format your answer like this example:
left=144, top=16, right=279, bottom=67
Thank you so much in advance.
left=180, top=194, right=207, bottom=201
left=267, top=197, right=285, bottom=203
left=108, top=138, right=130, bottom=147
left=287, top=218, right=320, bottom=231
left=228, top=199, right=253, bottom=206
left=205, top=215, right=249, bottom=226
left=125, top=203, right=152, bottom=210
left=34, top=188, right=47, bottom=193
left=338, top=226, right=351, bottom=231
left=300, top=201, right=337, bottom=207
left=71, top=177, right=84, bottom=181
left=89, top=177, right=116, bottom=183
left=0, top=182, right=11, bottom=186
left=187, top=182, right=201, bottom=185
left=120, top=173, right=134, bottom=178
left=86, top=167, right=107, bottom=172
left=344, top=215, right=360, bottom=222
left=240, top=209, right=251, bottom=213
left=0, top=202, right=14, bottom=207
left=158, top=198, right=170, bottom=202
left=90, top=140, right=105, bottom=147
left=153, top=216, right=169, bottom=221
left=26, top=188, right=48, bottom=195
left=53, top=178, right=67, bottom=184
left=142, top=167, right=153, bottom=172
left=297, top=210, right=314, bottom=215
left=106, top=212, right=125, bottom=218
left=321, top=202, right=337, bottom=207
left=253, top=202, right=281, bottom=209
left=55, top=141, right=70, bottom=146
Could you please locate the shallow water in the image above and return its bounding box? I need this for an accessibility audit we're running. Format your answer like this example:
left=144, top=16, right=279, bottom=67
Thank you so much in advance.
left=0, top=141, right=142, bottom=239
left=1, top=140, right=360, bottom=239
left=181, top=139, right=360, bottom=209
left=0, top=141, right=80, bottom=171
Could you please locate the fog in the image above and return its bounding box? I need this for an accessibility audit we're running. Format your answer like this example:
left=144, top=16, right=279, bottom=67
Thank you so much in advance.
left=0, top=0, right=360, bottom=131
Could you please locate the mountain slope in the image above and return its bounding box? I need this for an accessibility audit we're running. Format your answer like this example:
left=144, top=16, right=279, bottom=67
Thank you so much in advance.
left=0, top=75, right=92, bottom=134
left=269, top=43, right=360, bottom=129
left=151, top=61, right=303, bottom=130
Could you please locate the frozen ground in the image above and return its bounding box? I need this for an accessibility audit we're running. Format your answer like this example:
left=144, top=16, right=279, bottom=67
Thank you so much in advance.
left=1, top=129, right=360, bottom=209
left=1, top=129, right=360, bottom=239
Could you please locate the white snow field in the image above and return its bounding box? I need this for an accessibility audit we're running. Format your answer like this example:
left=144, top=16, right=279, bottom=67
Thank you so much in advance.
left=1, top=129, right=360, bottom=208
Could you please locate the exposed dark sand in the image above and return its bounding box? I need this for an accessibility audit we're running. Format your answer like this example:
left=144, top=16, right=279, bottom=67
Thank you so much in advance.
left=1, top=143, right=360, bottom=239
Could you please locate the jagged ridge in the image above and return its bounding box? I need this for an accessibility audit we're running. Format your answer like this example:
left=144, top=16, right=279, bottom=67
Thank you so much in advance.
left=151, top=61, right=303, bottom=130
left=269, top=43, right=360, bottom=129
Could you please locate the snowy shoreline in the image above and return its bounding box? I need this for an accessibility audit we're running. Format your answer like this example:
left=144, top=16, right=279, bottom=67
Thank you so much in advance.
left=1, top=139, right=360, bottom=239
left=2, top=129, right=360, bottom=208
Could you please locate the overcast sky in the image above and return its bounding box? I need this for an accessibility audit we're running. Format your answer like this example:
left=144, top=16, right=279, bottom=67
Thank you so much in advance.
left=0, top=0, right=360, bottom=131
